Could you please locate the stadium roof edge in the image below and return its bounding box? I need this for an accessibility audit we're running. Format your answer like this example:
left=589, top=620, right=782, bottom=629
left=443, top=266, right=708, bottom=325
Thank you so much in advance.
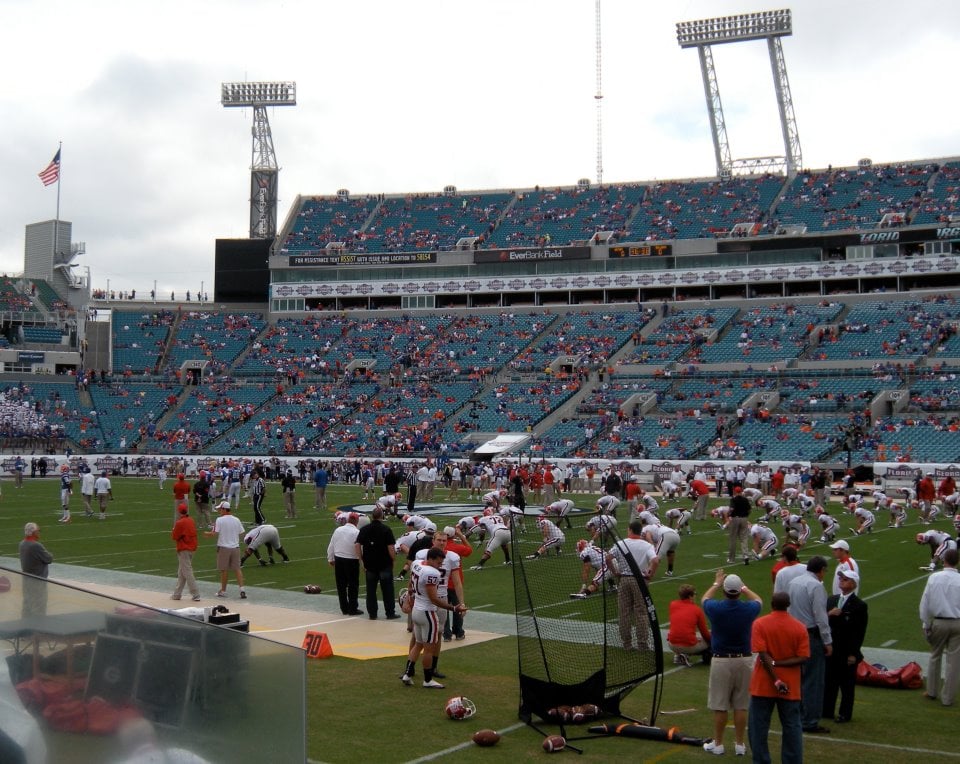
left=292, top=155, right=960, bottom=202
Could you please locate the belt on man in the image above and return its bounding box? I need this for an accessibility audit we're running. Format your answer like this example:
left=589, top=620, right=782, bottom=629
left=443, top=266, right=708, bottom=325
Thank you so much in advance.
left=714, top=653, right=751, bottom=658
left=935, top=616, right=960, bottom=620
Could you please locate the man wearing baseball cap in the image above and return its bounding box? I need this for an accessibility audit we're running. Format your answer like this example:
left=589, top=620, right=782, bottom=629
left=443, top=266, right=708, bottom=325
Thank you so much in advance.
left=205, top=500, right=246, bottom=599
left=700, top=569, right=763, bottom=756
left=171, top=504, right=200, bottom=602
left=829, top=540, right=859, bottom=596
left=824, top=568, right=868, bottom=723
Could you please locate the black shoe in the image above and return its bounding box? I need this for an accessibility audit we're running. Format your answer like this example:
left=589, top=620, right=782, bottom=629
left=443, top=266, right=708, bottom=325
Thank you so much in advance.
left=385, top=613, right=401, bottom=620
left=269, top=558, right=276, bottom=565
left=443, top=634, right=452, bottom=642
left=432, top=671, right=447, bottom=679
left=349, top=609, right=364, bottom=616
left=835, top=716, right=850, bottom=724
left=803, top=725, right=830, bottom=734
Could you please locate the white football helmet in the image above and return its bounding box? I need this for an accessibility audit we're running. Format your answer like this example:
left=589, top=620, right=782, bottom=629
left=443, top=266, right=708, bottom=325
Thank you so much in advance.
left=444, top=695, right=477, bottom=720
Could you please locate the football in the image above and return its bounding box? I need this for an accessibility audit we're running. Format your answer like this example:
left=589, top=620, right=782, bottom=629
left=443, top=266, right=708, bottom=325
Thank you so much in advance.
left=543, top=735, right=566, bottom=753
left=303, top=584, right=322, bottom=594
left=571, top=703, right=600, bottom=723
left=472, top=729, right=500, bottom=747
left=556, top=705, right=572, bottom=722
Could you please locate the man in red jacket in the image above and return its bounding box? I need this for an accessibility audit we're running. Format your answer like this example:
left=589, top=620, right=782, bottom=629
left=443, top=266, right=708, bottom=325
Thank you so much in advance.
left=171, top=504, right=201, bottom=601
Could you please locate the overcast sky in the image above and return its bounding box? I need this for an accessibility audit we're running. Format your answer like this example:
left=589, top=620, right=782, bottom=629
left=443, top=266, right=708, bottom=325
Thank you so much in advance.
left=3, top=0, right=959, bottom=297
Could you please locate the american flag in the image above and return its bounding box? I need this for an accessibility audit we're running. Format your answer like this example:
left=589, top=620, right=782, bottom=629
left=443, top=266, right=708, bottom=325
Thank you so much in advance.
left=38, top=149, right=60, bottom=186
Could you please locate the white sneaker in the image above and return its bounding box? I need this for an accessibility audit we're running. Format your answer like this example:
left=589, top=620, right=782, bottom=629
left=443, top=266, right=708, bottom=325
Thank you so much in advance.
left=735, top=743, right=746, bottom=756
left=470, top=565, right=483, bottom=571
left=400, top=674, right=413, bottom=686
left=569, top=592, right=588, bottom=599
left=703, top=740, right=725, bottom=755
left=422, top=679, right=445, bottom=689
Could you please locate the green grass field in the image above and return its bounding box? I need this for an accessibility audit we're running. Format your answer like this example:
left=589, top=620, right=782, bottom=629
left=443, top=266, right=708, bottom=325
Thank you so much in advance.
left=0, top=476, right=952, bottom=762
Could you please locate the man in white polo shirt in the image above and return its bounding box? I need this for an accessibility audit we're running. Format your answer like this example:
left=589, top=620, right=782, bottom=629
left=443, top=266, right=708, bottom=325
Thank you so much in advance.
left=205, top=500, right=246, bottom=600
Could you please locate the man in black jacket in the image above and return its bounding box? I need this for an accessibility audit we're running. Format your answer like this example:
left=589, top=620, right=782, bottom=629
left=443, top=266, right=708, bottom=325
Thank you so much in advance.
left=823, top=568, right=868, bottom=723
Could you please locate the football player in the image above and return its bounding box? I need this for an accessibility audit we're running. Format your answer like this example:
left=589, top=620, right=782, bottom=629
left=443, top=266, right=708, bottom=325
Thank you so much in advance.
left=570, top=539, right=615, bottom=598
left=757, top=497, right=782, bottom=524
left=750, top=523, right=779, bottom=560
left=586, top=512, right=618, bottom=545
left=815, top=506, right=839, bottom=543
left=642, top=524, right=681, bottom=576
left=850, top=505, right=875, bottom=535
left=469, top=511, right=512, bottom=569
left=543, top=498, right=576, bottom=529
left=916, top=529, right=957, bottom=572
left=375, top=492, right=404, bottom=517
left=595, top=493, right=621, bottom=517
left=711, top=505, right=733, bottom=530
left=665, top=506, right=693, bottom=535
left=526, top=515, right=565, bottom=559
left=779, top=510, right=810, bottom=547
left=880, top=497, right=907, bottom=528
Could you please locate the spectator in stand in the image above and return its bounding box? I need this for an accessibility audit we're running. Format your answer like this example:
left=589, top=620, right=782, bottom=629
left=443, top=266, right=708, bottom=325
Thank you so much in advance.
left=667, top=584, right=711, bottom=666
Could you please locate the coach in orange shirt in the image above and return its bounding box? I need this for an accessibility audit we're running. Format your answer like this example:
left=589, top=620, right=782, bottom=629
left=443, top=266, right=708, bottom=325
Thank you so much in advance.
left=172, top=473, right=191, bottom=522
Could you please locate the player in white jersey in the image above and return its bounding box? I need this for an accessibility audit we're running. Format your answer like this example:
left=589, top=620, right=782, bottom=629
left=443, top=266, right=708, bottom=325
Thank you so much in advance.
left=844, top=493, right=865, bottom=512
left=543, top=499, right=576, bottom=529
left=636, top=491, right=660, bottom=515
left=797, top=492, right=817, bottom=516
left=779, top=486, right=801, bottom=507
left=926, top=500, right=944, bottom=524
left=482, top=488, right=507, bottom=511
left=779, top=510, right=810, bottom=546
left=879, top=497, right=907, bottom=528
left=740, top=486, right=763, bottom=506
left=375, top=492, right=403, bottom=516
left=665, top=506, right=693, bottom=535
left=661, top=478, right=683, bottom=499
left=400, top=548, right=465, bottom=688
left=871, top=490, right=888, bottom=508
left=757, top=498, right=782, bottom=523
left=415, top=532, right=463, bottom=677
left=457, top=515, right=481, bottom=539
left=499, top=504, right=526, bottom=534
left=469, top=513, right=512, bottom=569
left=596, top=494, right=621, bottom=517
left=635, top=509, right=662, bottom=528
left=58, top=465, right=73, bottom=523
left=815, top=507, right=839, bottom=542
left=750, top=523, right=779, bottom=559
left=898, top=485, right=917, bottom=503
left=401, top=514, right=431, bottom=531
left=586, top=513, right=618, bottom=545
left=642, top=524, right=681, bottom=576
left=526, top=515, right=565, bottom=559
left=916, top=530, right=958, bottom=571
left=570, top=540, right=615, bottom=598
left=851, top=505, right=875, bottom=535
left=711, top=505, right=733, bottom=529
left=942, top=491, right=960, bottom=517
left=395, top=528, right=421, bottom=557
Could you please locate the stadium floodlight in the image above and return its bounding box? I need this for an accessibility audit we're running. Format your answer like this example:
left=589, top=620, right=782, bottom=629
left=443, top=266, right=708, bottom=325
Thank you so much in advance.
left=221, top=81, right=297, bottom=239
left=676, top=9, right=801, bottom=179
left=676, top=9, right=792, bottom=48
left=221, top=81, right=297, bottom=108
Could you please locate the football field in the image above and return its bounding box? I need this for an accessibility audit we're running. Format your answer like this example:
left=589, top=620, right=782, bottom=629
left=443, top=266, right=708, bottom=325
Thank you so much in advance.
left=0, top=476, right=953, bottom=762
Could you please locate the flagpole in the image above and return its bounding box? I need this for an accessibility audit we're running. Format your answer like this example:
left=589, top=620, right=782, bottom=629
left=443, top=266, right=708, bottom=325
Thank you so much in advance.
left=54, top=141, right=62, bottom=258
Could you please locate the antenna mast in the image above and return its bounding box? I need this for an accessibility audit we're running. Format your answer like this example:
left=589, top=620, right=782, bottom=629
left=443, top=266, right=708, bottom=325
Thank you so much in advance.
left=595, top=0, right=604, bottom=186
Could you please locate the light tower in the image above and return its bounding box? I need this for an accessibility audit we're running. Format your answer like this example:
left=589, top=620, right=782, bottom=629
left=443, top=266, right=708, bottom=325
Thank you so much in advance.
left=221, top=81, right=297, bottom=238
left=676, top=9, right=801, bottom=178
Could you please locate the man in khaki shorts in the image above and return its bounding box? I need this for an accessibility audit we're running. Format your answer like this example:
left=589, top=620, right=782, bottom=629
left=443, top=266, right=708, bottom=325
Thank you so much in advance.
left=205, top=500, right=246, bottom=599
left=700, top=570, right=763, bottom=756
